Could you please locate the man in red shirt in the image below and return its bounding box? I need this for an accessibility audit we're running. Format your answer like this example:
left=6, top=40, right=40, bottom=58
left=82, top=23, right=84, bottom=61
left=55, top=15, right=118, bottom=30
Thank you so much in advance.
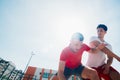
left=58, top=32, right=105, bottom=80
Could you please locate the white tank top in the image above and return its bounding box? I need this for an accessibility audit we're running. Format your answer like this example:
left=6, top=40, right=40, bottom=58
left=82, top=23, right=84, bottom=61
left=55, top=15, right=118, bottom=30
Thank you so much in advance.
left=86, top=36, right=112, bottom=67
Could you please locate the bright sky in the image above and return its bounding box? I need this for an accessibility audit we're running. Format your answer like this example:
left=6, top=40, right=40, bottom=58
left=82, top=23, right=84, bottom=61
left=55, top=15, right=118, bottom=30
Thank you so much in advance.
left=0, top=0, right=120, bottom=73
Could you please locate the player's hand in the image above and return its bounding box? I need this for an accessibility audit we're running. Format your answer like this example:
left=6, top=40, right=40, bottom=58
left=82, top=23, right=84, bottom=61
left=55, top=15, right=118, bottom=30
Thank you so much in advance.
left=97, top=43, right=106, bottom=50
left=102, top=64, right=110, bottom=74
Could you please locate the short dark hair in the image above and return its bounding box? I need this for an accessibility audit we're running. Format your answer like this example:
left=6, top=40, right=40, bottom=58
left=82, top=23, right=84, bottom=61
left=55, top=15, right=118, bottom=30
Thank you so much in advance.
left=97, top=24, right=108, bottom=31
left=71, top=32, right=84, bottom=41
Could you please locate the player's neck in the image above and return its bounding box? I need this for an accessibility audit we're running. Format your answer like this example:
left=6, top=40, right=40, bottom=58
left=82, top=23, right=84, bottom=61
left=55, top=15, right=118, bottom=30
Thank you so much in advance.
left=98, top=37, right=104, bottom=42
left=69, top=45, right=77, bottom=53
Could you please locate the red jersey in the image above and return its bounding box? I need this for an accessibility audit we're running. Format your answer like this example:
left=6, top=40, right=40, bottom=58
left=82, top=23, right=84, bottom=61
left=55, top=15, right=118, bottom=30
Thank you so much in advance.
left=60, top=43, right=90, bottom=69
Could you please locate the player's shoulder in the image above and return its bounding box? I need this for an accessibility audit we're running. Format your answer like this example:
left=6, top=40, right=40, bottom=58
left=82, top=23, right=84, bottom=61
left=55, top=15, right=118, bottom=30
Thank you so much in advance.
left=104, top=41, right=112, bottom=49
left=60, top=46, right=70, bottom=58
left=62, top=46, right=70, bottom=53
left=82, top=43, right=88, bottom=47
left=63, top=46, right=69, bottom=50
left=104, top=40, right=111, bottom=45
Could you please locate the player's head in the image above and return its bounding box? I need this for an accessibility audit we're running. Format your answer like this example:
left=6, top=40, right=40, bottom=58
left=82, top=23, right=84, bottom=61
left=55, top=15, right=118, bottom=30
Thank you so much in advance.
left=71, top=32, right=84, bottom=41
left=70, top=32, right=84, bottom=52
left=97, top=24, right=108, bottom=31
left=97, top=24, right=108, bottom=38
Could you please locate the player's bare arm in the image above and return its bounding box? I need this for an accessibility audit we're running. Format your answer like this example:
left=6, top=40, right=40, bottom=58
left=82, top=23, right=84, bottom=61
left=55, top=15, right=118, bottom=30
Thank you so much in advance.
left=90, top=40, right=120, bottom=62
left=58, top=61, right=66, bottom=80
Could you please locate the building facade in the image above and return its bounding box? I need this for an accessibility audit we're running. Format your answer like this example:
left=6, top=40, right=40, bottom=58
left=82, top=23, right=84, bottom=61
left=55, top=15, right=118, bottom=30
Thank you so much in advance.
left=22, top=66, right=81, bottom=80
left=0, top=57, right=81, bottom=80
left=0, top=57, right=23, bottom=80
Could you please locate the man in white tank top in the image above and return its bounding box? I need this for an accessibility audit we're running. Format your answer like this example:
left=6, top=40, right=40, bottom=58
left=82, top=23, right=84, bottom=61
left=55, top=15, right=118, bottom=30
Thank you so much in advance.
left=86, top=36, right=112, bottom=68
left=86, top=24, right=120, bottom=80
